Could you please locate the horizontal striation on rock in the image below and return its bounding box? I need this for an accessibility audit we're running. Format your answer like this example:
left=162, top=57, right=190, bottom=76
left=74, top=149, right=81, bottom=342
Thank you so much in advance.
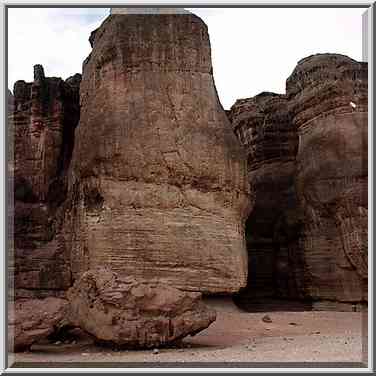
left=229, top=53, right=367, bottom=305
left=287, top=53, right=368, bottom=302
left=65, top=13, right=252, bottom=294
left=286, top=54, right=367, bottom=130
left=229, top=92, right=304, bottom=300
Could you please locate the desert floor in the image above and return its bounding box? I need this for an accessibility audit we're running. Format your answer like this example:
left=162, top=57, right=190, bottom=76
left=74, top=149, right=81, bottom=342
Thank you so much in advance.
left=10, top=299, right=368, bottom=368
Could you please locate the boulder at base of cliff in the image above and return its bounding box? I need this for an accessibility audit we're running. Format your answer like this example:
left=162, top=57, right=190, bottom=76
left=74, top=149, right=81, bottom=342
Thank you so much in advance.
left=8, top=297, right=69, bottom=352
left=66, top=269, right=216, bottom=349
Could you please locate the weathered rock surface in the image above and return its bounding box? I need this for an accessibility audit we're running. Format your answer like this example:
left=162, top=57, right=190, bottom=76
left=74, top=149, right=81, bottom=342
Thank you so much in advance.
left=229, top=93, right=304, bottom=300
left=287, top=54, right=368, bottom=302
left=229, top=53, right=368, bottom=304
left=9, top=14, right=366, bottom=312
left=65, top=13, right=251, bottom=293
left=8, top=297, right=69, bottom=352
left=11, top=66, right=81, bottom=298
left=66, top=269, right=216, bottom=348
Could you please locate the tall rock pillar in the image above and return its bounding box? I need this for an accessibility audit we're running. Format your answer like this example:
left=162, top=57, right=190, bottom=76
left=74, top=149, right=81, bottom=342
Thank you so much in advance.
left=66, top=12, right=252, bottom=293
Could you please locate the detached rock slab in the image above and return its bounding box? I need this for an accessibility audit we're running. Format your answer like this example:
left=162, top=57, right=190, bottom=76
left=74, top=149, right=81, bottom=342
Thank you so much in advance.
left=66, top=269, right=216, bottom=348
left=8, top=297, right=69, bottom=352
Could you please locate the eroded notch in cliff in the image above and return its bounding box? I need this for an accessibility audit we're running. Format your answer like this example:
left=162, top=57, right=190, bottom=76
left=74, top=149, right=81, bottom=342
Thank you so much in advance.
left=228, top=92, right=307, bottom=309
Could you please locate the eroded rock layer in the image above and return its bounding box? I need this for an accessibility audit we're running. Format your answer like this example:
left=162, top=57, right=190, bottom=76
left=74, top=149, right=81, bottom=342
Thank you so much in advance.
left=67, top=269, right=216, bottom=348
left=287, top=54, right=368, bottom=302
left=8, top=297, right=69, bottom=352
left=11, top=66, right=81, bottom=298
left=229, top=93, right=304, bottom=300
left=65, top=14, right=251, bottom=294
left=229, top=54, right=367, bottom=304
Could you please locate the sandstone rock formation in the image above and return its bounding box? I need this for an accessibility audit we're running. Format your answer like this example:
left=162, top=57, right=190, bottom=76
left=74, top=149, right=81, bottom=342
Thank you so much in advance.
left=229, top=53, right=368, bottom=305
left=11, top=66, right=81, bottom=298
left=9, top=11, right=366, bottom=314
left=66, top=269, right=216, bottom=348
left=287, top=54, right=368, bottom=302
left=8, top=297, right=69, bottom=352
left=228, top=93, right=304, bottom=300
left=65, top=13, right=251, bottom=294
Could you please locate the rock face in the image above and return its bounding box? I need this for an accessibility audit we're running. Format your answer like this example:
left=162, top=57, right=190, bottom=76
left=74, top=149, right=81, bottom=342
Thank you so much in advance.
left=229, top=54, right=368, bottom=305
left=9, top=15, right=366, bottom=313
left=65, top=13, right=251, bottom=293
left=287, top=54, right=368, bottom=302
left=11, top=66, right=81, bottom=298
left=66, top=269, right=216, bottom=348
left=8, top=89, right=14, bottom=114
left=8, top=297, right=69, bottom=352
left=228, top=93, right=303, bottom=300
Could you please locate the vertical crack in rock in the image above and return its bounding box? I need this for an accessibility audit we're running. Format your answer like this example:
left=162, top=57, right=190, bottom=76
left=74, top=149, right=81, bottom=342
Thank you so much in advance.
left=229, top=92, right=304, bottom=302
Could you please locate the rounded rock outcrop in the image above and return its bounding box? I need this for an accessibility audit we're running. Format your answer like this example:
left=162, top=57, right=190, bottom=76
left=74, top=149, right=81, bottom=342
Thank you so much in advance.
left=66, top=269, right=216, bottom=348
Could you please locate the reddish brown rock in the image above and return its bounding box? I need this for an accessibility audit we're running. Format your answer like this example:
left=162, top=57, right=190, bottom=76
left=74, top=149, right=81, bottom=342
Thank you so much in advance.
left=13, top=66, right=80, bottom=202
left=8, top=89, right=14, bottom=114
left=229, top=53, right=367, bottom=306
left=228, top=93, right=304, bottom=300
left=65, top=13, right=251, bottom=294
left=287, top=54, right=368, bottom=302
left=11, top=66, right=81, bottom=298
left=8, top=297, right=69, bottom=352
left=66, top=269, right=216, bottom=348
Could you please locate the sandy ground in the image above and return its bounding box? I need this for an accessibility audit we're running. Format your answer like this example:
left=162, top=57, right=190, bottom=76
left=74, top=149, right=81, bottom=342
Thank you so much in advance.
left=10, top=302, right=367, bottom=368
